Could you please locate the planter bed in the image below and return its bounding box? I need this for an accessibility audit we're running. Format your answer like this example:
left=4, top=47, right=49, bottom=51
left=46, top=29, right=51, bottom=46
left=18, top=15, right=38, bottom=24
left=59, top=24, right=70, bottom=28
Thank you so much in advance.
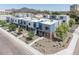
left=19, top=35, right=39, bottom=44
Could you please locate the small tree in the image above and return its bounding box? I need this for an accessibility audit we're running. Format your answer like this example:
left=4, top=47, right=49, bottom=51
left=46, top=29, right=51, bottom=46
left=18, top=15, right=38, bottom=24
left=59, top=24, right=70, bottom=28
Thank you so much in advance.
left=69, top=18, right=75, bottom=27
left=56, top=23, right=69, bottom=41
left=52, top=12, right=60, bottom=15
left=0, top=20, right=7, bottom=27
left=27, top=31, right=34, bottom=40
left=56, top=25, right=64, bottom=40
left=8, top=24, right=17, bottom=31
left=62, top=23, right=69, bottom=33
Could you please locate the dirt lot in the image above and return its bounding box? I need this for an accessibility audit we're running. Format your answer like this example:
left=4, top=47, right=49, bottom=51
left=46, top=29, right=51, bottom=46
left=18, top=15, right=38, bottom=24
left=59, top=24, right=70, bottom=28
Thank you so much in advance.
left=32, top=32, right=72, bottom=54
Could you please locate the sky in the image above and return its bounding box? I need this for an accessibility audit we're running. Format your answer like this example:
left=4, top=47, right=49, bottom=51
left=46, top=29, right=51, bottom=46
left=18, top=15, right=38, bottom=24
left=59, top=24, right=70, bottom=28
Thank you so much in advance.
left=0, top=4, right=71, bottom=11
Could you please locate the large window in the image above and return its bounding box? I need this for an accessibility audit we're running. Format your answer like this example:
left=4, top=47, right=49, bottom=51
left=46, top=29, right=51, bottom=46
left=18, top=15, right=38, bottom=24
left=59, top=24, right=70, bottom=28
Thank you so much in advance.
left=18, top=20, right=22, bottom=24
left=50, top=16, right=56, bottom=19
left=60, top=16, right=64, bottom=19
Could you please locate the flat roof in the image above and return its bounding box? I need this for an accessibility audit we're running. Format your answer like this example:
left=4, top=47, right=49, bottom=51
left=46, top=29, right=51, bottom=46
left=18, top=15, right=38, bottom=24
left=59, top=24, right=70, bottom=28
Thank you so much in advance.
left=16, top=17, right=42, bottom=22
left=40, top=20, right=58, bottom=25
left=31, top=19, right=41, bottom=22
left=16, top=17, right=32, bottom=21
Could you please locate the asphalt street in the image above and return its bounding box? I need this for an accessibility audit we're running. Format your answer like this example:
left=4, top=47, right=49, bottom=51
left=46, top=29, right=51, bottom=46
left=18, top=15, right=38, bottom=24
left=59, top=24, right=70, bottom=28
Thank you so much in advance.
left=0, top=28, right=35, bottom=55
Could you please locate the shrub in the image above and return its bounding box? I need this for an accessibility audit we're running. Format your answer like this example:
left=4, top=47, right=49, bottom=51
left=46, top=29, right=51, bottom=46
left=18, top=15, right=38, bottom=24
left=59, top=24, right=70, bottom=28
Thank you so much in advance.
left=26, top=37, right=33, bottom=40
left=27, top=31, right=34, bottom=40
left=69, top=18, right=75, bottom=27
left=0, top=20, right=7, bottom=27
left=8, top=24, right=17, bottom=31
left=16, top=27, right=23, bottom=34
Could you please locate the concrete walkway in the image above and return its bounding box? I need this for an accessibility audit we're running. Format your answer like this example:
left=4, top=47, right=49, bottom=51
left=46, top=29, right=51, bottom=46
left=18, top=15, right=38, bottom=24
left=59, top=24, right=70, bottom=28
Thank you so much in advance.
left=0, top=28, right=43, bottom=55
left=54, top=26, right=79, bottom=55
left=73, top=38, right=79, bottom=55
left=17, top=34, right=24, bottom=38
left=29, top=37, right=44, bottom=46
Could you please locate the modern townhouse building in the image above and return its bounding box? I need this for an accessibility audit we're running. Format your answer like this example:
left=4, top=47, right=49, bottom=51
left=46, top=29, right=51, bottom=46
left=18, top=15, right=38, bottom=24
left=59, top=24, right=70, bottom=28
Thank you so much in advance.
left=70, top=4, right=79, bottom=15
left=58, top=15, right=70, bottom=24
left=0, top=15, right=12, bottom=20
left=6, top=15, right=70, bottom=39
left=36, top=19, right=58, bottom=39
left=48, top=15, right=70, bottom=25
left=70, top=4, right=79, bottom=12
left=14, top=13, right=34, bottom=18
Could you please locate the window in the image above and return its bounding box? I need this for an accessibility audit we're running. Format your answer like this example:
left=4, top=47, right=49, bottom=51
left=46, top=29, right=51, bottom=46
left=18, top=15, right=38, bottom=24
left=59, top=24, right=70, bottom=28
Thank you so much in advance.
left=45, top=26, right=49, bottom=30
left=16, top=15, right=19, bottom=17
left=6, top=17, right=10, bottom=22
left=18, top=20, right=20, bottom=23
left=43, top=15, right=46, bottom=18
left=11, top=18, right=14, bottom=22
left=18, top=20, right=22, bottom=24
left=60, top=16, right=64, bottom=19
left=39, top=23, right=42, bottom=30
left=63, top=20, right=66, bottom=23
left=6, top=17, right=9, bottom=20
left=29, top=23, right=30, bottom=25
left=34, top=22, right=36, bottom=27
left=27, top=14, right=29, bottom=17
left=50, top=16, right=56, bottom=19
left=24, top=21, right=26, bottom=24
left=15, top=20, right=17, bottom=22
left=21, top=20, right=22, bottom=24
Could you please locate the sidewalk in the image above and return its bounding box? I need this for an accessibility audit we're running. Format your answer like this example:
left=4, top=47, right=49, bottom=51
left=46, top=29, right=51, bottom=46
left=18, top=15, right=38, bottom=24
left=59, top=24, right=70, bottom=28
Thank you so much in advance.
left=29, top=37, right=44, bottom=46
left=0, top=28, right=43, bottom=55
left=54, top=26, right=79, bottom=55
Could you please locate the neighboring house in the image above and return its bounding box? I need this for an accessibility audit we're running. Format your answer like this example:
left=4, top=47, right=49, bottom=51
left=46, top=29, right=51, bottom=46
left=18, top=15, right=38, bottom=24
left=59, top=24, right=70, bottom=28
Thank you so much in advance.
left=14, top=13, right=34, bottom=18
left=58, top=15, right=70, bottom=25
left=34, top=14, right=43, bottom=19
left=6, top=15, right=70, bottom=39
left=70, top=4, right=79, bottom=15
left=0, top=15, right=12, bottom=20
left=70, top=4, right=79, bottom=12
